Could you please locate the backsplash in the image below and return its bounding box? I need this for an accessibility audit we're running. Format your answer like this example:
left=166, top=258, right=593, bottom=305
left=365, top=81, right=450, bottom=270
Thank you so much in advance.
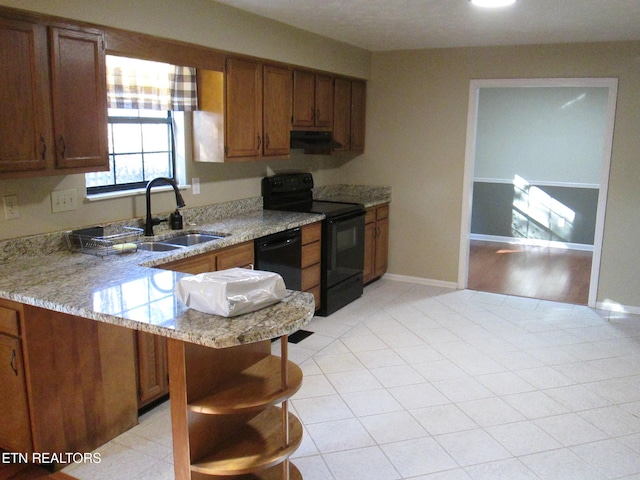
left=0, top=197, right=263, bottom=262
left=313, top=184, right=391, bottom=204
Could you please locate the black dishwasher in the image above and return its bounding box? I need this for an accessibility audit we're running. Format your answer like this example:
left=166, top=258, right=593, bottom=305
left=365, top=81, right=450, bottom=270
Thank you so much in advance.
left=254, top=228, right=302, bottom=290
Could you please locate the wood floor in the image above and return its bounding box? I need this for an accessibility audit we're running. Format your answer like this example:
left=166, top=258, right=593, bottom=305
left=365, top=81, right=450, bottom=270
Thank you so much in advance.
left=468, top=240, right=592, bottom=305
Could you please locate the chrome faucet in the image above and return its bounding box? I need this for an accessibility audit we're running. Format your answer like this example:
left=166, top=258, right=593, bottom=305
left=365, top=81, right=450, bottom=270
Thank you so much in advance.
left=144, top=177, right=186, bottom=236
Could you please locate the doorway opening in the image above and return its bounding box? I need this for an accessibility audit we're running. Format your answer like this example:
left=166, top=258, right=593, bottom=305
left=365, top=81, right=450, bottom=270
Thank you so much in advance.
left=459, top=79, right=618, bottom=307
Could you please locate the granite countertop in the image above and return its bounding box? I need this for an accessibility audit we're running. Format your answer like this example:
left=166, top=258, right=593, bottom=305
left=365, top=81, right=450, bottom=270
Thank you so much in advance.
left=0, top=186, right=390, bottom=349
left=0, top=208, right=322, bottom=348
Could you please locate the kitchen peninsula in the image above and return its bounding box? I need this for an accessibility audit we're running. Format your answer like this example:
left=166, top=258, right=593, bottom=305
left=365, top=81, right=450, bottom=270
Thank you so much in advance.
left=0, top=203, right=321, bottom=479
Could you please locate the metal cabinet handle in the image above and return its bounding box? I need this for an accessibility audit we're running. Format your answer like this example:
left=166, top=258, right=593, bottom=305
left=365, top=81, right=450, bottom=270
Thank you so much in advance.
left=265, top=133, right=270, bottom=149
left=39, top=134, right=47, bottom=160
left=58, top=135, right=66, bottom=158
left=10, top=349, right=18, bottom=376
left=257, top=133, right=262, bottom=150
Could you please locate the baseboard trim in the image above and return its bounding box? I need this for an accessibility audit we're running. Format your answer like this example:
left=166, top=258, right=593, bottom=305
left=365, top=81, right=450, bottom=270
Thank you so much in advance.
left=596, top=301, right=640, bottom=315
left=383, top=273, right=458, bottom=289
left=470, top=234, right=594, bottom=252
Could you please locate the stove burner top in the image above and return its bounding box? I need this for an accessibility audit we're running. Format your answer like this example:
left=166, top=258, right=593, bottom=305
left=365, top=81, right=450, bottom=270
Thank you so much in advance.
left=262, top=173, right=364, bottom=218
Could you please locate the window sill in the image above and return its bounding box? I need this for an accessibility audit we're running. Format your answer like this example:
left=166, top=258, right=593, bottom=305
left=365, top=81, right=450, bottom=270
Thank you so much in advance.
left=86, top=184, right=190, bottom=202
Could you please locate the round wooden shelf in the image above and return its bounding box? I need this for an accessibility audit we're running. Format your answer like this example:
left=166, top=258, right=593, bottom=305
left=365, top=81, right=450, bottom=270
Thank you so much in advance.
left=188, top=355, right=303, bottom=415
left=190, top=407, right=303, bottom=476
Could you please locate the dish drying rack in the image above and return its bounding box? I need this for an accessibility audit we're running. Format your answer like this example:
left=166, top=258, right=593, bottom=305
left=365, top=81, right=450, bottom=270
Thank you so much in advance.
left=65, top=226, right=144, bottom=256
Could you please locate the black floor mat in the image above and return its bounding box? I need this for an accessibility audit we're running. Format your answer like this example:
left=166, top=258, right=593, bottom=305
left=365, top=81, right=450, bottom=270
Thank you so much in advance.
left=287, top=329, right=314, bottom=344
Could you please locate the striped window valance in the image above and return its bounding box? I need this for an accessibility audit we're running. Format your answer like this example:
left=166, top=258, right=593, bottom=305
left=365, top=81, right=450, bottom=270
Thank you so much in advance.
left=106, top=55, right=198, bottom=111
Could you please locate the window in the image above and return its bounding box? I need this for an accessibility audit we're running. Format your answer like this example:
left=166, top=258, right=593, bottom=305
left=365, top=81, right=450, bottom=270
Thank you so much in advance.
left=86, top=55, right=197, bottom=195
left=86, top=109, right=175, bottom=194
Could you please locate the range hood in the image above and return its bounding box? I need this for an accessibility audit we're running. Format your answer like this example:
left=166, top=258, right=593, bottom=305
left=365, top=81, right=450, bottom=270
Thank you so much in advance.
left=290, top=131, right=342, bottom=152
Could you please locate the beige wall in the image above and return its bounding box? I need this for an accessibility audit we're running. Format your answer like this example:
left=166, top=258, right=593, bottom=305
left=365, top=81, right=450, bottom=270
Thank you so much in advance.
left=0, top=0, right=370, bottom=239
left=338, top=42, right=640, bottom=308
left=2, top=0, right=639, bottom=309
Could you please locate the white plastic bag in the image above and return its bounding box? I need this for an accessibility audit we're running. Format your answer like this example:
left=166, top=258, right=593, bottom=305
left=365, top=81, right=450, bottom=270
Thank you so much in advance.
left=175, top=268, right=286, bottom=317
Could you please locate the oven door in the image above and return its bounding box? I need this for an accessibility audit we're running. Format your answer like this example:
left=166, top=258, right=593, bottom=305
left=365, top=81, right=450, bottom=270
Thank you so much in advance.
left=324, top=210, right=365, bottom=288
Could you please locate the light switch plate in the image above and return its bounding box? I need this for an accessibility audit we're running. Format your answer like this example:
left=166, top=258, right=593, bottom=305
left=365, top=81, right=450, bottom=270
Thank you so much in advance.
left=51, top=189, right=78, bottom=213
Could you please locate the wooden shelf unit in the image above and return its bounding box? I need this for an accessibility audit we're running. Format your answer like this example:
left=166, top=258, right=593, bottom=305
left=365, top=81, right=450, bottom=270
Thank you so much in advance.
left=168, top=335, right=303, bottom=479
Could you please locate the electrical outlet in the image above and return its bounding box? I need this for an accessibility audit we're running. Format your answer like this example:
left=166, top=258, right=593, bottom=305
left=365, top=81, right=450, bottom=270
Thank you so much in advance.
left=3, top=195, right=19, bottom=220
left=51, top=189, right=78, bottom=213
left=192, top=177, right=200, bottom=195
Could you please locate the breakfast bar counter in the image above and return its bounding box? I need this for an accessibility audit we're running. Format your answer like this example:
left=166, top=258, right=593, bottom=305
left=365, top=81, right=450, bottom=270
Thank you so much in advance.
left=0, top=206, right=319, bottom=479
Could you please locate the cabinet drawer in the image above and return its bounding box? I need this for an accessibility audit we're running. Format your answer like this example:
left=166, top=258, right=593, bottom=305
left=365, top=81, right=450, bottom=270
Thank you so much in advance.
left=376, top=204, right=389, bottom=220
left=0, top=307, right=19, bottom=337
left=216, top=242, right=254, bottom=270
left=302, top=264, right=321, bottom=291
left=301, top=222, right=321, bottom=244
left=301, top=242, right=321, bottom=268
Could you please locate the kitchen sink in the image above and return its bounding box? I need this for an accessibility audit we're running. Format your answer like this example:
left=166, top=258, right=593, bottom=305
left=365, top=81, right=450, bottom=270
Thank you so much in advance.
left=138, top=232, right=227, bottom=252
left=138, top=242, right=183, bottom=252
left=161, top=233, right=225, bottom=246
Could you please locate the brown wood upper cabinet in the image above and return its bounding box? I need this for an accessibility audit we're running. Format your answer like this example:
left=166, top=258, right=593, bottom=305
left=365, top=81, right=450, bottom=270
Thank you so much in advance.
left=0, top=13, right=108, bottom=178
left=292, top=69, right=333, bottom=129
left=49, top=26, right=108, bottom=170
left=224, top=57, right=292, bottom=160
left=333, top=77, right=366, bottom=153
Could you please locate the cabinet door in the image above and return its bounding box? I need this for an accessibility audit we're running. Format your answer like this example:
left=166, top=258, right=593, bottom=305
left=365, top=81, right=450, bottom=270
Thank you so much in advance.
left=315, top=74, right=334, bottom=128
left=0, top=18, right=50, bottom=173
left=0, top=334, right=32, bottom=453
left=262, top=65, right=292, bottom=157
left=350, top=80, right=366, bottom=152
left=292, top=69, right=315, bottom=128
left=49, top=26, right=108, bottom=170
left=333, top=77, right=351, bottom=152
left=363, top=220, right=376, bottom=284
left=225, top=58, right=262, bottom=158
left=136, top=332, right=169, bottom=408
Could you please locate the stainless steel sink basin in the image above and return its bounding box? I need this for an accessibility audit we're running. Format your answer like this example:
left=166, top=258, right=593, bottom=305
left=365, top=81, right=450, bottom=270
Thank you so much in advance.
left=138, top=242, right=183, bottom=252
left=138, top=232, right=227, bottom=252
left=161, top=233, right=225, bottom=246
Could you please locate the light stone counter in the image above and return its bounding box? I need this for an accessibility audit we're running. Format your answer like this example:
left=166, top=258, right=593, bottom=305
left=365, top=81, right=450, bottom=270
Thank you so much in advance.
left=0, top=207, right=323, bottom=348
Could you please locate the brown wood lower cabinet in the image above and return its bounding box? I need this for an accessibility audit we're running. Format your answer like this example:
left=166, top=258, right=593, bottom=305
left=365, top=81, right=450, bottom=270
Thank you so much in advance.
left=0, top=332, right=31, bottom=453
left=136, top=331, right=169, bottom=409
left=301, top=222, right=322, bottom=310
left=135, top=241, right=255, bottom=409
left=0, top=300, right=138, bottom=464
left=364, top=203, right=390, bottom=284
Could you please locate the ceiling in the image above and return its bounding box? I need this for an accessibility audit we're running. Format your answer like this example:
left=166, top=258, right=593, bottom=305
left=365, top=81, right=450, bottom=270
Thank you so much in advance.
left=213, top=0, right=640, bottom=52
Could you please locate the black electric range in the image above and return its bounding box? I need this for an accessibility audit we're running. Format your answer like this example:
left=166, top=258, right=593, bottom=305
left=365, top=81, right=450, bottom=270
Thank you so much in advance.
left=261, top=173, right=365, bottom=316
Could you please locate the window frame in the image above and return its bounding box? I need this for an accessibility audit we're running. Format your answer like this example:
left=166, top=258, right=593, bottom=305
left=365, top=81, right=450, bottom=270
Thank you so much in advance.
left=86, top=109, right=177, bottom=195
